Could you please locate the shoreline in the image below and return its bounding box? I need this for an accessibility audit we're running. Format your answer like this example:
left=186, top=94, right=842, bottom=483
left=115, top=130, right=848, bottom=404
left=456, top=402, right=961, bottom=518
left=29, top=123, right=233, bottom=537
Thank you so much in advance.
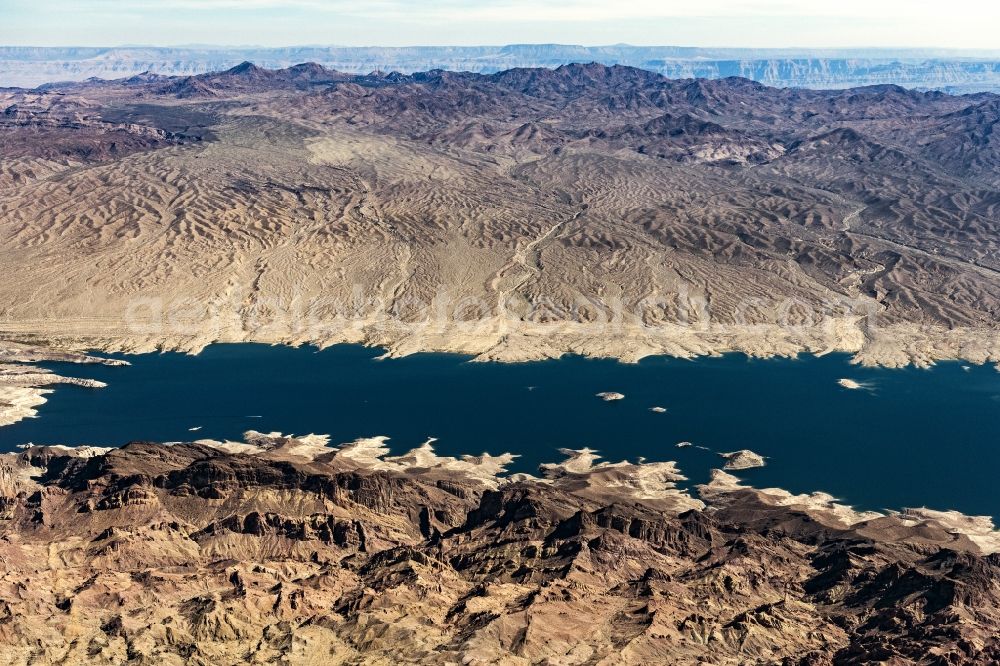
left=3, top=336, right=999, bottom=537
left=0, top=342, right=125, bottom=427
left=3, top=315, right=1000, bottom=367
left=6, top=432, right=999, bottom=554
left=2, top=327, right=998, bottom=431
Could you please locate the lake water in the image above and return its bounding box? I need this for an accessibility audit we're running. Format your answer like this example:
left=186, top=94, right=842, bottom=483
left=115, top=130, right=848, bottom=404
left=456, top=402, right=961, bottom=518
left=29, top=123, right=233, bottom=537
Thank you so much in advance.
left=3, top=343, right=1000, bottom=518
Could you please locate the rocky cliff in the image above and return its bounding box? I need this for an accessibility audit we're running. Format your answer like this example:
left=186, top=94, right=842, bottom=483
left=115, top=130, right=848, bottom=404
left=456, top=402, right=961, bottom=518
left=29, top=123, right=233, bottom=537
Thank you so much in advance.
left=1, top=433, right=999, bottom=664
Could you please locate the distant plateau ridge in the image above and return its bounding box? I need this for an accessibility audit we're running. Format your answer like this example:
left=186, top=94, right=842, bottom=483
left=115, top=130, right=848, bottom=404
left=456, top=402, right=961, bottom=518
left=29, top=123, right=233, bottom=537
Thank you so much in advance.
left=3, top=44, right=1000, bottom=91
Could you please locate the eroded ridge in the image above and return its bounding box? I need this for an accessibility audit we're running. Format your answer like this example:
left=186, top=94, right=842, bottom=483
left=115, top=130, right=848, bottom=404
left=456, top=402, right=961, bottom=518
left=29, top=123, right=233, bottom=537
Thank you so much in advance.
left=0, top=64, right=999, bottom=367
left=1, top=434, right=999, bottom=664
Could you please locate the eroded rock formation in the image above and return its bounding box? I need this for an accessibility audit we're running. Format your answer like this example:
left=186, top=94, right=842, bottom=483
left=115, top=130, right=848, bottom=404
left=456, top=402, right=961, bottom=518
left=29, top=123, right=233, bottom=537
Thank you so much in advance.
left=1, top=434, right=998, bottom=664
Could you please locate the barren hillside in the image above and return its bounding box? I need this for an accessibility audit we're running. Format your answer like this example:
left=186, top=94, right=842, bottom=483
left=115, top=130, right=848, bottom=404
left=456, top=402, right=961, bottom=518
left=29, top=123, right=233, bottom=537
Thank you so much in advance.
left=2, top=435, right=999, bottom=664
left=1, top=63, right=999, bottom=367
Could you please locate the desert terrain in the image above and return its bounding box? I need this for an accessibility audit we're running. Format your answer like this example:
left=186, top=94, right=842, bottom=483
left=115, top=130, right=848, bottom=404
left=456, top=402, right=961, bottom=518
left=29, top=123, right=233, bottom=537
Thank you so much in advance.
left=2, top=433, right=1000, bottom=664
left=3, top=62, right=1000, bottom=664
left=1, top=62, right=1000, bottom=369
left=3, top=62, right=1000, bottom=425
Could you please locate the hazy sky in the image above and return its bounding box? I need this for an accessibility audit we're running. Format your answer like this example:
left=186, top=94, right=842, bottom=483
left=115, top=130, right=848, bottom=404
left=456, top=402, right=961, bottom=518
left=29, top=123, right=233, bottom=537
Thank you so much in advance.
left=2, top=0, right=999, bottom=49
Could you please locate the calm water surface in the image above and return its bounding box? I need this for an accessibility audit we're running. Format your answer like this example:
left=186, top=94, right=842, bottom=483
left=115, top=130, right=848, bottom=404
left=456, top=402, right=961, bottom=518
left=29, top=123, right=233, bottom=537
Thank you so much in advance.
left=3, top=344, right=999, bottom=518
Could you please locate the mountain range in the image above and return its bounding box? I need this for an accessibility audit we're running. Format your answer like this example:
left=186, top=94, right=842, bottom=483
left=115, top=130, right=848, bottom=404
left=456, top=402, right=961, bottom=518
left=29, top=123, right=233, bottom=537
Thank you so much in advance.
left=3, top=433, right=1000, bottom=663
left=2, top=61, right=1000, bottom=368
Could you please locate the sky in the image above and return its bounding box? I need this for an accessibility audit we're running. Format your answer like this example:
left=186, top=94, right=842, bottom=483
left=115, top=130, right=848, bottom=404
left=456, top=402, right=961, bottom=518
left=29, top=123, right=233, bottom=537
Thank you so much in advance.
left=2, top=0, right=999, bottom=50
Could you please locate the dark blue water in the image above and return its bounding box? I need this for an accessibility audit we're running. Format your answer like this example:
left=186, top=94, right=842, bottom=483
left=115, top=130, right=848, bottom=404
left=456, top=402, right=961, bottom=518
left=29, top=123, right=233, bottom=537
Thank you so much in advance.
left=3, top=344, right=1000, bottom=517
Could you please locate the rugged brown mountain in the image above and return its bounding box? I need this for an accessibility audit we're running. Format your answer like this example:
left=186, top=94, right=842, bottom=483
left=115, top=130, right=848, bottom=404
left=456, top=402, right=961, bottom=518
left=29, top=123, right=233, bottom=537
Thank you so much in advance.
left=1, top=437, right=999, bottom=664
left=1, top=62, right=1000, bottom=366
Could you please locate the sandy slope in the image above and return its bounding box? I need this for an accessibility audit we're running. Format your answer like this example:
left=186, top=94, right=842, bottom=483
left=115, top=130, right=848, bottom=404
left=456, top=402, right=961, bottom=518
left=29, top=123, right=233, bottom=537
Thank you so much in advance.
left=2, top=67, right=1000, bottom=372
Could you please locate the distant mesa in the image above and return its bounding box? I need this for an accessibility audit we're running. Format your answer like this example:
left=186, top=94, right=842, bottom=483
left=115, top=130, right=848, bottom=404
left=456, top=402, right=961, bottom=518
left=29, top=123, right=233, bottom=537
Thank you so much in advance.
left=4, top=45, right=1000, bottom=91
